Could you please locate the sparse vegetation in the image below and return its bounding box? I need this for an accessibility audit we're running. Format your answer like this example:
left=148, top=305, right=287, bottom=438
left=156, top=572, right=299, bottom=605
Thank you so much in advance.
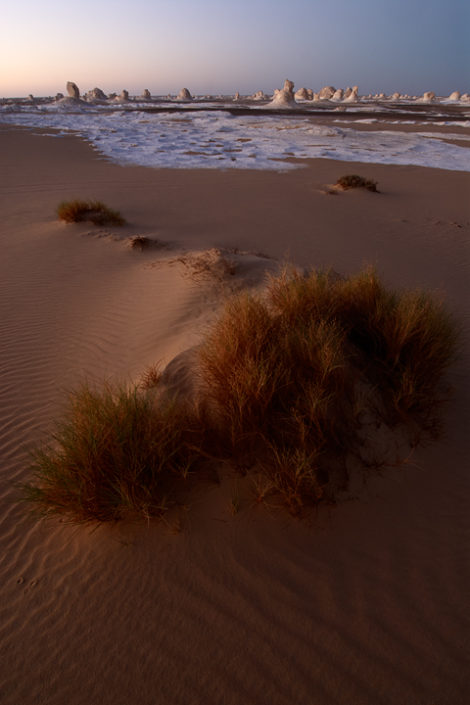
left=22, top=383, right=203, bottom=522
left=130, top=235, right=151, bottom=250
left=22, top=267, right=458, bottom=524
left=139, top=363, right=162, bottom=390
left=57, top=200, right=126, bottom=226
left=336, top=175, right=379, bottom=192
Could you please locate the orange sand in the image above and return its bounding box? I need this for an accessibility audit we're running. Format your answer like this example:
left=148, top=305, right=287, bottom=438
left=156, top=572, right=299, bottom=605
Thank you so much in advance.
left=1, top=126, right=469, bottom=704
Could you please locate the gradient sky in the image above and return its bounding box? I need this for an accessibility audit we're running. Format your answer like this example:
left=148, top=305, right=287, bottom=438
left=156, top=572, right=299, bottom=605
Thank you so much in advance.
left=2, top=0, right=469, bottom=97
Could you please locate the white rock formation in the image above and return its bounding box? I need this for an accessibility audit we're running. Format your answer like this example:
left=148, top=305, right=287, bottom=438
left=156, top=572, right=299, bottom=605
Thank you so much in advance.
left=233, top=92, right=240, bottom=101
left=251, top=90, right=268, bottom=101
left=268, top=79, right=296, bottom=108
left=294, top=87, right=309, bottom=100
left=332, top=89, right=343, bottom=101
left=55, top=93, right=64, bottom=101
left=177, top=87, right=192, bottom=101
left=391, top=92, right=401, bottom=100
left=418, top=91, right=436, bottom=102
left=86, top=87, right=107, bottom=101
left=66, top=81, right=80, bottom=99
left=343, top=87, right=352, bottom=99
left=142, top=89, right=151, bottom=99
left=461, top=93, right=470, bottom=102
left=447, top=91, right=460, bottom=101
left=120, top=89, right=129, bottom=101
left=319, top=86, right=336, bottom=100
left=343, top=86, right=359, bottom=102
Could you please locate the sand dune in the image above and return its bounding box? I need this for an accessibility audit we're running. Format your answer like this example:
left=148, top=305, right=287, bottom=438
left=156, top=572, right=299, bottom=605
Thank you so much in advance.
left=1, top=126, right=469, bottom=704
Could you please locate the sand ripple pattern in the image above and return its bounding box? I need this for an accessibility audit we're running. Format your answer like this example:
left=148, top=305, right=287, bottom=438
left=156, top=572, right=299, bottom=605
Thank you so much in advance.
left=1, top=138, right=469, bottom=704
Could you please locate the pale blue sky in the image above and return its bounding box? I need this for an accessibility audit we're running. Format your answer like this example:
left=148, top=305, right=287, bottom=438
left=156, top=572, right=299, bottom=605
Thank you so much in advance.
left=2, top=0, right=469, bottom=97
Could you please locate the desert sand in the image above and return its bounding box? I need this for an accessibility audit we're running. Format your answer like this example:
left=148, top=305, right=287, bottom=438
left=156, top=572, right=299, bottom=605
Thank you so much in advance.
left=1, top=125, right=469, bottom=704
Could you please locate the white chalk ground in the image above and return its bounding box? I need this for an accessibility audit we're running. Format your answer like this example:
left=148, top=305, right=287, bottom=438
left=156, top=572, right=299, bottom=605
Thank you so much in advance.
left=0, top=99, right=469, bottom=172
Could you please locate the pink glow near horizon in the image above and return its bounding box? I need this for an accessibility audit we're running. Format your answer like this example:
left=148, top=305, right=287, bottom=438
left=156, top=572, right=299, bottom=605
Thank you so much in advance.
left=2, top=0, right=469, bottom=98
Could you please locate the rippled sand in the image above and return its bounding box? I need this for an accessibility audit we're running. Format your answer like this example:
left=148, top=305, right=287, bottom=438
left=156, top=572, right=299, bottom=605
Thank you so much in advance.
left=1, top=126, right=469, bottom=704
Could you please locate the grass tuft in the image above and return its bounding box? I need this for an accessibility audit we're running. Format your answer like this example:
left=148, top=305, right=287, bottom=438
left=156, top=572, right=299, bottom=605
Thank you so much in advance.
left=198, top=267, right=458, bottom=511
left=22, top=267, right=458, bottom=523
left=129, top=235, right=151, bottom=250
left=57, top=200, right=126, bottom=226
left=22, top=383, right=202, bottom=523
left=336, top=175, right=378, bottom=192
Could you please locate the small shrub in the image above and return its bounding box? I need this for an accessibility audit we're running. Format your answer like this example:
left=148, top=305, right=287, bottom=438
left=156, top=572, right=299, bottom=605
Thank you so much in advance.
left=336, top=175, right=378, bottom=192
left=57, top=200, right=126, bottom=226
left=130, top=235, right=151, bottom=250
left=198, top=267, right=458, bottom=512
left=22, top=267, right=458, bottom=523
left=22, top=383, right=202, bottom=522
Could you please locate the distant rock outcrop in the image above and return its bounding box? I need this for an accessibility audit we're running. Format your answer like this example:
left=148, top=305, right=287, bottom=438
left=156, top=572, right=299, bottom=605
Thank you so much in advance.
left=269, top=79, right=296, bottom=108
left=85, top=87, right=107, bottom=101
left=319, top=86, right=335, bottom=100
left=447, top=91, right=460, bottom=101
left=332, top=89, right=343, bottom=101
left=251, top=90, right=267, bottom=101
left=55, top=93, right=64, bottom=101
left=294, top=87, right=309, bottom=100
left=391, top=92, right=401, bottom=100
left=233, top=92, right=240, bottom=101
left=343, top=86, right=359, bottom=102
left=418, top=91, right=436, bottom=102
left=177, top=87, right=193, bottom=101
left=142, top=89, right=151, bottom=99
left=66, top=81, right=80, bottom=99
left=120, top=89, right=129, bottom=101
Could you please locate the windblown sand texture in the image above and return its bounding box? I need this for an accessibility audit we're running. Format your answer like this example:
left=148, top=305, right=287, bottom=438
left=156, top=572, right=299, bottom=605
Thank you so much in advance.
left=1, top=126, right=469, bottom=704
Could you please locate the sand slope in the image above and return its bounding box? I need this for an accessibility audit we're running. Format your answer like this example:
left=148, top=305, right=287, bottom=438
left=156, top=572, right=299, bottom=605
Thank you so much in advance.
left=1, top=127, right=469, bottom=704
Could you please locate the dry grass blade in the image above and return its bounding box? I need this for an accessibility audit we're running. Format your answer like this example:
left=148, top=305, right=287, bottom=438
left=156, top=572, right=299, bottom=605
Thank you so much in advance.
left=57, top=200, right=126, bottom=226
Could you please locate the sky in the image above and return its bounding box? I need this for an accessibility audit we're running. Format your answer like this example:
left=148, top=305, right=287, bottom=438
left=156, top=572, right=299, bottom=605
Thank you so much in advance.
left=1, top=0, right=469, bottom=98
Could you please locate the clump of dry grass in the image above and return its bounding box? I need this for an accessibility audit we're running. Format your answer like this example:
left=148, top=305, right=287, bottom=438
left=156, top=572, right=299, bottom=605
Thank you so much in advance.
left=139, top=363, right=162, bottom=390
left=57, top=200, right=126, bottom=226
left=22, top=267, right=458, bottom=523
left=336, top=175, right=378, bottom=192
left=129, top=235, right=151, bottom=250
left=22, top=383, right=202, bottom=523
left=198, top=267, right=457, bottom=512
